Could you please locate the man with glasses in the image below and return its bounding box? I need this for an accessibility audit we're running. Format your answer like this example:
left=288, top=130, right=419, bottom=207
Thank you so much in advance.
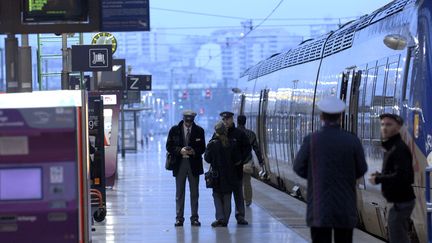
left=166, top=110, right=206, bottom=227
left=219, top=111, right=251, bottom=225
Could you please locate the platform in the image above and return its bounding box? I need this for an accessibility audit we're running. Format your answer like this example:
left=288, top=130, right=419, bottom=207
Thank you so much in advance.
left=92, top=136, right=384, bottom=243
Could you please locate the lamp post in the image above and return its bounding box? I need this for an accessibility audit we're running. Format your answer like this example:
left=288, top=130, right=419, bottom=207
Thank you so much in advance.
left=169, top=68, right=175, bottom=126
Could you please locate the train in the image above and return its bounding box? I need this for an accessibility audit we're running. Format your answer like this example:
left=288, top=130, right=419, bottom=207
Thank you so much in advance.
left=232, top=0, right=431, bottom=242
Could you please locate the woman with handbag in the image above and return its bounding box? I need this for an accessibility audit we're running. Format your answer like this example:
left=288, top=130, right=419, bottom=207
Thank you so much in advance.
left=204, top=121, right=237, bottom=227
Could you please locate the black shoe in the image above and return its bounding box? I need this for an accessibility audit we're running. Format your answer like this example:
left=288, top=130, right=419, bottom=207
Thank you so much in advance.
left=211, top=220, right=227, bottom=227
left=191, top=220, right=201, bottom=227
left=174, top=220, right=183, bottom=227
left=245, top=201, right=252, bottom=207
left=237, top=218, right=249, bottom=225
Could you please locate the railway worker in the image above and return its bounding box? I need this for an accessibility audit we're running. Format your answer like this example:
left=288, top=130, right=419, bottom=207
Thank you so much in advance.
left=166, top=110, right=206, bottom=227
left=219, top=111, right=251, bottom=225
left=293, top=96, right=368, bottom=243
left=205, top=121, right=237, bottom=227
left=368, top=114, right=415, bottom=243
left=237, top=115, right=265, bottom=206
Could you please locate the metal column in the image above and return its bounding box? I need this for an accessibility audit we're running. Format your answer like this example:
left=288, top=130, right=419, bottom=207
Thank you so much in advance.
left=5, top=34, right=19, bottom=93
left=61, top=34, right=69, bottom=90
left=18, top=34, right=32, bottom=92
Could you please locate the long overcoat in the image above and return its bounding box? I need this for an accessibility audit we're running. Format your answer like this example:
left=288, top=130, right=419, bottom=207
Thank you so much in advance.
left=293, top=124, right=367, bottom=228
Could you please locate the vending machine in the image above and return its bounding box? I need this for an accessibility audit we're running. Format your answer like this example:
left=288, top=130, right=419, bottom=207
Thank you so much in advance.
left=0, top=91, right=91, bottom=243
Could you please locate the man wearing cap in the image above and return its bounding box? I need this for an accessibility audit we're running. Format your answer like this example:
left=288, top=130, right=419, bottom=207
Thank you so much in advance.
left=368, top=114, right=415, bottom=243
left=219, top=111, right=251, bottom=225
left=237, top=115, right=265, bottom=206
left=293, top=96, right=367, bottom=243
left=166, top=110, right=206, bottom=227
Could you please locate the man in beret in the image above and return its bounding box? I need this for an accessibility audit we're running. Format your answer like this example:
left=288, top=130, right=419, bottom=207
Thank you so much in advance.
left=166, top=110, right=206, bottom=227
left=293, top=96, right=367, bottom=243
left=219, top=111, right=251, bottom=225
left=369, top=114, right=415, bottom=243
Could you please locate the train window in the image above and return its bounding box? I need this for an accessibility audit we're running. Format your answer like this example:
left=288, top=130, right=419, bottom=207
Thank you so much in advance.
left=373, top=65, right=386, bottom=103
left=363, top=67, right=376, bottom=140
left=372, top=65, right=386, bottom=139
left=364, top=68, right=376, bottom=109
left=357, top=70, right=367, bottom=138
left=384, top=62, right=399, bottom=113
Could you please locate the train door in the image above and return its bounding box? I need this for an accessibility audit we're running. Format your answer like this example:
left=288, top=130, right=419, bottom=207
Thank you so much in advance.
left=339, top=69, right=361, bottom=132
left=257, top=89, right=269, bottom=173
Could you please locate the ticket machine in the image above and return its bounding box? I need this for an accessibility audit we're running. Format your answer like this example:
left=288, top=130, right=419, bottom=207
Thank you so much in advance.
left=0, top=91, right=91, bottom=243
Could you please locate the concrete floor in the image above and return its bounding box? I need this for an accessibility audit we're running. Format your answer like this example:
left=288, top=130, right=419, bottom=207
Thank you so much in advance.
left=91, top=136, right=384, bottom=243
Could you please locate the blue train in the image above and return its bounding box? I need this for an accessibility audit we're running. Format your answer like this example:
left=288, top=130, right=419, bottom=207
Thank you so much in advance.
left=233, top=0, right=431, bottom=241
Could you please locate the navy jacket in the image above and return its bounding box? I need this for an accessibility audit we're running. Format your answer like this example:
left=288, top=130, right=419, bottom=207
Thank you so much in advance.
left=211, top=124, right=251, bottom=180
left=204, top=138, right=237, bottom=193
left=293, top=124, right=367, bottom=228
left=166, top=121, right=206, bottom=177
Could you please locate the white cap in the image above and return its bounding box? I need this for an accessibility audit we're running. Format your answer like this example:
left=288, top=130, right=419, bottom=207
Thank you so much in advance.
left=317, top=96, right=346, bottom=114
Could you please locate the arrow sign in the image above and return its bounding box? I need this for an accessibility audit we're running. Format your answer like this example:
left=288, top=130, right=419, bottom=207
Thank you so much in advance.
left=126, top=75, right=152, bottom=91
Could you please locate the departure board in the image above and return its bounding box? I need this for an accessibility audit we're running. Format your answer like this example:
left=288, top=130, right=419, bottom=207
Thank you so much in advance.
left=22, top=0, right=88, bottom=22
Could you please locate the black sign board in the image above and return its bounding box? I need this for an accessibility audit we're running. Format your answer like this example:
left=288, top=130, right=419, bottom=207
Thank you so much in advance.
left=88, top=95, right=106, bottom=204
left=0, top=0, right=100, bottom=34
left=126, top=75, right=152, bottom=91
left=72, top=45, right=113, bottom=72
left=69, top=75, right=91, bottom=90
left=125, top=91, right=141, bottom=104
left=22, top=0, right=88, bottom=23
left=97, top=59, right=126, bottom=90
left=101, top=0, right=150, bottom=32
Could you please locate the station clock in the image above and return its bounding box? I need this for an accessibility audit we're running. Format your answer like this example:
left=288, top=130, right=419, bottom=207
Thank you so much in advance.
left=91, top=32, right=118, bottom=54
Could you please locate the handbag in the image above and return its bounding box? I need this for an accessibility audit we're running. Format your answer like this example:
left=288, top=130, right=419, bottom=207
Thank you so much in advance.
left=243, top=160, right=254, bottom=174
left=165, top=152, right=175, bottom=171
left=205, top=166, right=219, bottom=188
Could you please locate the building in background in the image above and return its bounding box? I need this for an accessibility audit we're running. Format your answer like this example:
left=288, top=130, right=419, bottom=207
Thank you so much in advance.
left=209, top=28, right=304, bottom=87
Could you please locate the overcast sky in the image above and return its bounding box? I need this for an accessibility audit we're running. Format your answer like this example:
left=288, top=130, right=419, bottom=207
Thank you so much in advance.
left=149, top=0, right=393, bottom=36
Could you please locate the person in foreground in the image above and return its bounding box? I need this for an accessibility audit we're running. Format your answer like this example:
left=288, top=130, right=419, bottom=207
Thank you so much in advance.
left=166, top=110, right=206, bottom=227
left=293, top=96, right=368, bottom=243
left=205, top=121, right=237, bottom=227
left=369, top=113, right=415, bottom=243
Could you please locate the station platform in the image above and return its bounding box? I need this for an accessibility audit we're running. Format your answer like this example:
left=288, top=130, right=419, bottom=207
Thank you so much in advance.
left=92, top=136, right=384, bottom=243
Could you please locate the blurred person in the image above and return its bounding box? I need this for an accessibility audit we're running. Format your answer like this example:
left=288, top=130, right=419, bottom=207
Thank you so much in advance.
left=166, top=110, right=206, bottom=227
left=219, top=111, right=251, bottom=225
left=205, top=121, right=237, bottom=227
left=293, top=96, right=367, bottom=243
left=369, top=114, right=415, bottom=243
left=237, top=115, right=264, bottom=206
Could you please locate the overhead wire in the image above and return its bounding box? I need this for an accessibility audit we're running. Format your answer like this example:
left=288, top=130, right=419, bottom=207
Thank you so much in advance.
left=199, top=0, right=286, bottom=69
left=154, top=23, right=340, bottom=30
left=150, top=6, right=358, bottom=21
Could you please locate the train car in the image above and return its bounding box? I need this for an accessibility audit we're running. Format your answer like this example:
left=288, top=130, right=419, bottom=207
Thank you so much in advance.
left=232, top=0, right=431, bottom=241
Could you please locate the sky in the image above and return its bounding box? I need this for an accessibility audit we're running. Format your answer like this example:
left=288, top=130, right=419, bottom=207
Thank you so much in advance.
left=149, top=0, right=394, bottom=37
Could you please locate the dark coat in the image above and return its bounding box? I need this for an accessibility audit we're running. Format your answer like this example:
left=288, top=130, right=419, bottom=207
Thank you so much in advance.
left=238, top=125, right=264, bottom=165
left=220, top=125, right=251, bottom=180
left=204, top=138, right=237, bottom=193
left=375, top=133, right=415, bottom=203
left=211, top=125, right=251, bottom=180
left=166, top=121, right=206, bottom=177
left=293, top=124, right=368, bottom=228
